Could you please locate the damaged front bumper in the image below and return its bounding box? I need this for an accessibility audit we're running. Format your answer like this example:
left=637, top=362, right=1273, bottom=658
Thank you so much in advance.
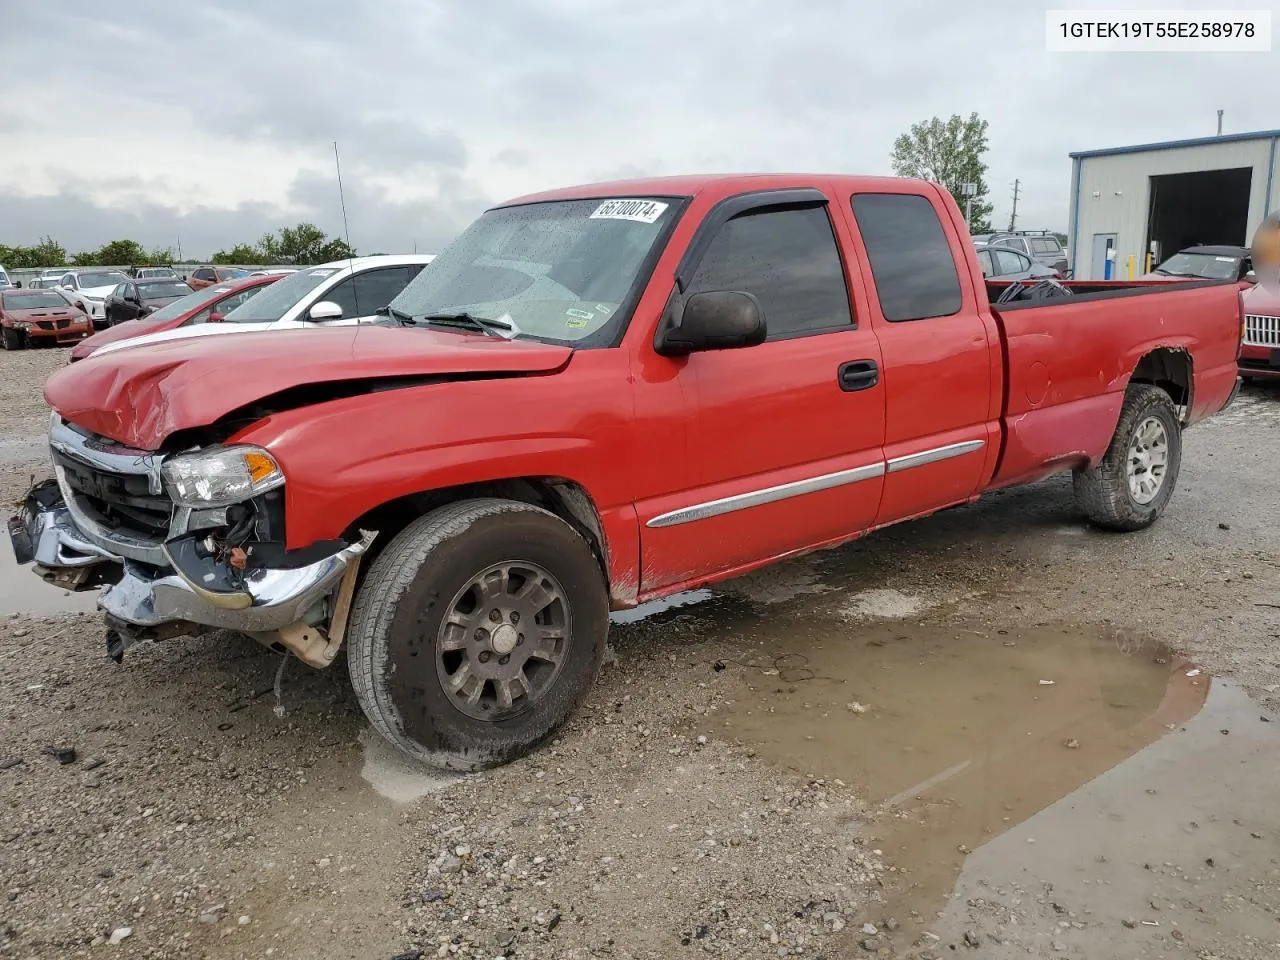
left=8, top=422, right=374, bottom=665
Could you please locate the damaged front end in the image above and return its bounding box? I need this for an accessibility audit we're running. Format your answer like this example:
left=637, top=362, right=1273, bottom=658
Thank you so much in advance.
left=8, top=414, right=374, bottom=666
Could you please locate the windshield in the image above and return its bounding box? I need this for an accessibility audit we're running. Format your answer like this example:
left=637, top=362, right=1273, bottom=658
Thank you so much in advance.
left=1155, top=252, right=1240, bottom=280
left=222, top=266, right=339, bottom=322
left=2, top=292, right=67, bottom=309
left=78, top=271, right=130, bottom=287
left=138, top=281, right=193, bottom=300
left=139, top=268, right=176, bottom=278
left=387, top=197, right=679, bottom=343
left=140, top=283, right=233, bottom=323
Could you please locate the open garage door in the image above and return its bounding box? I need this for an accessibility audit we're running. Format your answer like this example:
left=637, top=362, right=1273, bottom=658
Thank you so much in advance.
left=1145, top=167, right=1252, bottom=265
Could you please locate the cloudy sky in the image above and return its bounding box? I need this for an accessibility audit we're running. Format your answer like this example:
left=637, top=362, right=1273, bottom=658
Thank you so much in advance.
left=0, top=0, right=1275, bottom=258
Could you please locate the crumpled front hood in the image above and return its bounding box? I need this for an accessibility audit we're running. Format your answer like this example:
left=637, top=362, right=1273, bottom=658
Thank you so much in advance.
left=45, top=324, right=573, bottom=450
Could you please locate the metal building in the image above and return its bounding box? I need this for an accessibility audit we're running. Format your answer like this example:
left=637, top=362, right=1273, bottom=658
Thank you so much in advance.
left=1067, top=129, right=1280, bottom=280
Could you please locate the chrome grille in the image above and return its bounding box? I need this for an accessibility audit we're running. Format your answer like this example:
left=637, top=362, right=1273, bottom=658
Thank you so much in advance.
left=1244, top=314, right=1280, bottom=347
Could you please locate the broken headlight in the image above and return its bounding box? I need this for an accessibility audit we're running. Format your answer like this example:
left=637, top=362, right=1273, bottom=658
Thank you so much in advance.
left=161, top=445, right=284, bottom=508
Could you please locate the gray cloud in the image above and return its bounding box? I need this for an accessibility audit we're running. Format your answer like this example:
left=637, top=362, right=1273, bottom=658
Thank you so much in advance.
left=0, top=173, right=491, bottom=260
left=1, top=0, right=1277, bottom=252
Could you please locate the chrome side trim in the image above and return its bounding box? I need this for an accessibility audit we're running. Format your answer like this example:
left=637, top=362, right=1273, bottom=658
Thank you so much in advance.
left=886, top=439, right=986, bottom=474
left=646, top=462, right=885, bottom=529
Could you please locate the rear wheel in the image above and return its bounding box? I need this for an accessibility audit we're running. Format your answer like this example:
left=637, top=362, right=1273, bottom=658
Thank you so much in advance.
left=1073, top=384, right=1182, bottom=531
left=2, top=327, right=24, bottom=350
left=346, top=498, right=608, bottom=771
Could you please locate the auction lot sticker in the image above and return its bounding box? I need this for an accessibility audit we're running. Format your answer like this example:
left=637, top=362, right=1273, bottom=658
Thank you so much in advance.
left=590, top=199, right=669, bottom=223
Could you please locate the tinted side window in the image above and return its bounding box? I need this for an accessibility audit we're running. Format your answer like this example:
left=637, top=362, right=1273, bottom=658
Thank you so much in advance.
left=325, top=267, right=413, bottom=319
left=686, top=205, right=852, bottom=339
left=194, top=268, right=215, bottom=281
left=851, top=193, right=963, bottom=322
left=995, top=250, right=1028, bottom=274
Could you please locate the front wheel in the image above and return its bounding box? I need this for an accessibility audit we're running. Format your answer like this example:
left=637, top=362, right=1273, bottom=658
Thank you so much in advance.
left=346, top=498, right=608, bottom=771
left=1073, top=384, right=1182, bottom=531
left=2, top=327, right=24, bottom=350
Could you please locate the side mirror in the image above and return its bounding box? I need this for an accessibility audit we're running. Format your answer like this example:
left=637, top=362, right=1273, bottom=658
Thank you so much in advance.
left=13, top=281, right=21, bottom=288
left=1245, top=270, right=1257, bottom=283
left=208, top=311, right=225, bottom=323
left=307, top=300, right=344, bottom=322
left=654, top=290, right=766, bottom=357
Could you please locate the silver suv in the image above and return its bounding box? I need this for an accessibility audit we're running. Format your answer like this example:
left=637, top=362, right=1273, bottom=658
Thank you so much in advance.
left=984, top=231, right=1069, bottom=277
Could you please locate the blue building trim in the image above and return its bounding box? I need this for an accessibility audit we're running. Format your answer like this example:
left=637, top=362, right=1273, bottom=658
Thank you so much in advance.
left=1068, top=155, right=1081, bottom=277
left=1070, top=128, right=1280, bottom=160
left=1266, top=136, right=1278, bottom=215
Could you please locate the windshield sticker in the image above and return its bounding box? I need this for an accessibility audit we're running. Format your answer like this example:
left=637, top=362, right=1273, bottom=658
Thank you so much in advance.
left=1215, top=256, right=1236, bottom=262
left=307, top=269, right=338, bottom=278
left=566, top=309, right=594, bottom=321
left=589, top=199, right=669, bottom=224
left=595, top=304, right=612, bottom=315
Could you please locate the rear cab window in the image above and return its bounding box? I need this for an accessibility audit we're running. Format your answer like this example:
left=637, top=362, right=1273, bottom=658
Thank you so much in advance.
left=851, top=193, right=963, bottom=322
left=1031, top=238, right=1061, bottom=255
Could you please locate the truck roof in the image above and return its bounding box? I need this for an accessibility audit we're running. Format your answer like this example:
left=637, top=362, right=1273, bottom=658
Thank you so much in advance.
left=500, top=173, right=933, bottom=207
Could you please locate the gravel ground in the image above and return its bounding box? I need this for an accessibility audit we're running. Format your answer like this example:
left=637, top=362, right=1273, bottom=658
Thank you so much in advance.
left=0, top=346, right=1278, bottom=959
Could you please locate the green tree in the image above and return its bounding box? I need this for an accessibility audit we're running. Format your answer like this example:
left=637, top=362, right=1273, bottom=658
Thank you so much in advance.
left=274, top=223, right=329, bottom=264
left=0, top=236, right=67, bottom=268
left=94, top=239, right=147, bottom=266
left=145, top=246, right=175, bottom=266
left=891, top=112, right=994, bottom=234
left=317, top=238, right=356, bottom=262
left=211, top=243, right=262, bottom=265
left=70, top=250, right=99, bottom=266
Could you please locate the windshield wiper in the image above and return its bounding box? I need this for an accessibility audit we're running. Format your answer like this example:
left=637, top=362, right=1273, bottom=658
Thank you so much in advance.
left=382, top=305, right=417, bottom=326
left=419, top=312, right=518, bottom=338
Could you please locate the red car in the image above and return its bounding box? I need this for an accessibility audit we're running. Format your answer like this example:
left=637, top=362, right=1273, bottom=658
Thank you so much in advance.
left=16, top=173, right=1244, bottom=771
left=186, top=266, right=252, bottom=290
left=69, top=273, right=283, bottom=362
left=1240, top=281, right=1280, bottom=381
left=0, top=289, right=94, bottom=349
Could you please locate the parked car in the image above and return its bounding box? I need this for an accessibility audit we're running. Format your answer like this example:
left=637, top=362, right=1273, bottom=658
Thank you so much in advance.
left=186, top=266, right=252, bottom=290
left=90, top=255, right=435, bottom=358
left=974, top=242, right=1060, bottom=280
left=129, top=265, right=181, bottom=281
left=103, top=278, right=194, bottom=325
left=1140, top=245, right=1253, bottom=282
left=29, top=276, right=66, bottom=290
left=71, top=273, right=283, bottom=362
left=0, top=288, right=93, bottom=348
left=1239, top=281, right=1280, bottom=381
left=12, top=174, right=1243, bottom=771
left=985, top=231, right=1070, bottom=276
left=56, top=269, right=132, bottom=328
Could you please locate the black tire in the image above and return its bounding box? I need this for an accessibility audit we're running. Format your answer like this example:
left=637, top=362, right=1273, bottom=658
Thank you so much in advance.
left=346, top=498, right=608, bottom=771
left=1073, top=384, right=1182, bottom=532
left=2, top=327, right=24, bottom=350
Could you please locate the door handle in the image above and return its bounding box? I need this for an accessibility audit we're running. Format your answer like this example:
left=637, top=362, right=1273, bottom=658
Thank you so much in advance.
left=838, top=360, right=879, bottom=392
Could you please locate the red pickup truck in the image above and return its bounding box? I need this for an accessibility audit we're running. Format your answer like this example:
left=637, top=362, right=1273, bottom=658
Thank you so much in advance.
left=11, top=174, right=1243, bottom=771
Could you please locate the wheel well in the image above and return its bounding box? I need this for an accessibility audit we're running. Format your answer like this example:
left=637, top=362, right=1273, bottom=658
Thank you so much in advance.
left=341, top=478, right=610, bottom=584
left=1130, top=347, right=1192, bottom=415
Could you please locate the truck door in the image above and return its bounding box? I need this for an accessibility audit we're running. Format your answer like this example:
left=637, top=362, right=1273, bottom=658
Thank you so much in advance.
left=844, top=189, right=1001, bottom=527
left=634, top=188, right=887, bottom=593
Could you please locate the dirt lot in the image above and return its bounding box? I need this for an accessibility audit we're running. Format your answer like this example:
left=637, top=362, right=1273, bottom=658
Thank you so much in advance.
left=1, top=346, right=1278, bottom=960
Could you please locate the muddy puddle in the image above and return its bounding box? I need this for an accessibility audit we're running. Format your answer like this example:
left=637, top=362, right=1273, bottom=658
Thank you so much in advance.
left=714, top=615, right=1213, bottom=941
left=0, top=537, right=100, bottom=616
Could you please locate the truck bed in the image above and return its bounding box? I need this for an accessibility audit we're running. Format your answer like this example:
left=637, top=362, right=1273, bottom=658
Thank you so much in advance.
left=986, top=278, right=1242, bottom=489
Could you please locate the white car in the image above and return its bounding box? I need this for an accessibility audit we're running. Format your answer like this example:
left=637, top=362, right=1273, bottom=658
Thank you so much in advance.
left=89, top=255, right=434, bottom=357
left=0, top=266, right=11, bottom=289
left=58, top=269, right=132, bottom=328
